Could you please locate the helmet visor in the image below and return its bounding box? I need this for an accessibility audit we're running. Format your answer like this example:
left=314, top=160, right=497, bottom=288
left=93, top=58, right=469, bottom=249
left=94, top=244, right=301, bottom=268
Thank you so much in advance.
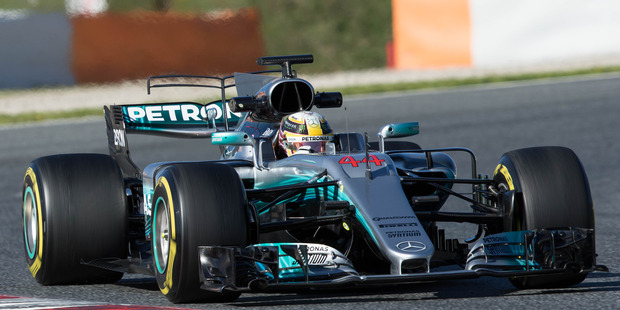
left=292, top=141, right=327, bottom=154
left=285, top=134, right=333, bottom=155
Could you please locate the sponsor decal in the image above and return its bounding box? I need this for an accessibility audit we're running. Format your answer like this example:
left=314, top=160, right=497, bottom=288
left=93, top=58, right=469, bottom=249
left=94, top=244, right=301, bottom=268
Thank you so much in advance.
left=113, top=128, right=126, bottom=147
left=124, top=103, right=241, bottom=124
left=307, top=245, right=330, bottom=252
left=261, top=127, right=275, bottom=138
left=373, top=215, right=417, bottom=221
left=379, top=222, right=418, bottom=229
left=144, top=191, right=153, bottom=217
left=286, top=135, right=333, bottom=143
left=386, top=230, right=421, bottom=238
left=282, top=121, right=302, bottom=133
left=494, top=164, right=515, bottom=190
left=307, top=117, right=320, bottom=128
left=301, top=135, right=331, bottom=142
left=396, top=241, right=427, bottom=253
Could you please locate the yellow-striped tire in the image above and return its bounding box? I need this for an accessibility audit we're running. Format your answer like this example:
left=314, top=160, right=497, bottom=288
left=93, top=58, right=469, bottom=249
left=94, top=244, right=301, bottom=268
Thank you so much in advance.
left=493, top=146, right=593, bottom=289
left=152, top=163, right=248, bottom=303
left=22, top=154, right=126, bottom=284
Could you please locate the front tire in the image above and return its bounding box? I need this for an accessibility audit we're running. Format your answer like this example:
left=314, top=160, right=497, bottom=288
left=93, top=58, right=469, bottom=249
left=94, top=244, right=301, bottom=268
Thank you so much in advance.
left=493, top=146, right=593, bottom=289
left=152, top=163, right=248, bottom=303
left=22, top=154, right=127, bottom=284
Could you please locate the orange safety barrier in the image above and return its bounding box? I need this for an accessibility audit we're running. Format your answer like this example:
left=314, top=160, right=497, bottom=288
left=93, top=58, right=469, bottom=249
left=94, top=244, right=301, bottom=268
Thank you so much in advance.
left=392, top=0, right=472, bottom=69
left=70, top=8, right=264, bottom=84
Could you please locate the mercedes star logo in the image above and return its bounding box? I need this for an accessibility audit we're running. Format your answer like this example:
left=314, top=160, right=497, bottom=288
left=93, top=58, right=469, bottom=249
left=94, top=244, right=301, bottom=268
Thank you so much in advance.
left=396, top=241, right=427, bottom=252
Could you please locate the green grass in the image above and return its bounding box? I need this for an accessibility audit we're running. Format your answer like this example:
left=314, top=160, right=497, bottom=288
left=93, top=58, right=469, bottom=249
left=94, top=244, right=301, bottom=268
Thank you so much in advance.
left=0, top=0, right=65, bottom=12
left=0, top=108, right=102, bottom=124
left=2, top=66, right=619, bottom=125
left=249, top=0, right=392, bottom=73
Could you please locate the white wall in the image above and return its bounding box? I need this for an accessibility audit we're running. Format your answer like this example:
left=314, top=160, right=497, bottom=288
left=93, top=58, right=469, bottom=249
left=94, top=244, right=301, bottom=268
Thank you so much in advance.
left=470, top=0, right=620, bottom=67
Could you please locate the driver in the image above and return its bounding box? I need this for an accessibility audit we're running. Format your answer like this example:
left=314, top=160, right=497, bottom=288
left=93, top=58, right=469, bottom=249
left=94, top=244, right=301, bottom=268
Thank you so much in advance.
left=274, top=111, right=334, bottom=158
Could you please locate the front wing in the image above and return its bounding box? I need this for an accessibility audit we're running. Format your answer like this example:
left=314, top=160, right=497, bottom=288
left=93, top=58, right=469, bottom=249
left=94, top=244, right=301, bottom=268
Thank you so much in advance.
left=198, top=228, right=597, bottom=292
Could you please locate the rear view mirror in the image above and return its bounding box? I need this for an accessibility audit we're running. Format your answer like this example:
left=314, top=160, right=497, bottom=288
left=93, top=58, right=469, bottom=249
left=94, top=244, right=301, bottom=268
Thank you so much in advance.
left=211, top=132, right=254, bottom=146
left=377, top=122, right=419, bottom=152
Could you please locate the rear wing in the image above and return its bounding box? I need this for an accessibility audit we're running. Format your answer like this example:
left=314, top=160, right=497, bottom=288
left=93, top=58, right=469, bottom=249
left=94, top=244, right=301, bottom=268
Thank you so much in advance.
left=104, top=55, right=334, bottom=178
left=105, top=71, right=278, bottom=178
left=106, top=101, right=244, bottom=138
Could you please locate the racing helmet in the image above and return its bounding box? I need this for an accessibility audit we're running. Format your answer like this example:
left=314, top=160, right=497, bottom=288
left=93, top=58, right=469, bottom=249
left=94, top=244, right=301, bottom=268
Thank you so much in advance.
left=277, top=111, right=334, bottom=157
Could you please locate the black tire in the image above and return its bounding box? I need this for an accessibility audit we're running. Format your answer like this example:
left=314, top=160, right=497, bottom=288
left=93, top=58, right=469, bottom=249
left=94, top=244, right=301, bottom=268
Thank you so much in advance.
left=493, top=146, right=593, bottom=289
left=22, top=154, right=127, bottom=284
left=152, top=163, right=248, bottom=303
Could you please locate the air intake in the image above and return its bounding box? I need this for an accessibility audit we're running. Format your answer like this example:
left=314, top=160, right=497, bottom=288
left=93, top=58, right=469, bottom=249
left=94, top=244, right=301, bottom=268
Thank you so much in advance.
left=270, top=80, right=314, bottom=114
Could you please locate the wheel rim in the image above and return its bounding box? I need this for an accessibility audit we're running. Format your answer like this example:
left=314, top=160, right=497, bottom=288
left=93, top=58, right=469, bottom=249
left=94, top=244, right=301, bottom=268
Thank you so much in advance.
left=154, top=197, right=170, bottom=274
left=23, top=187, right=37, bottom=260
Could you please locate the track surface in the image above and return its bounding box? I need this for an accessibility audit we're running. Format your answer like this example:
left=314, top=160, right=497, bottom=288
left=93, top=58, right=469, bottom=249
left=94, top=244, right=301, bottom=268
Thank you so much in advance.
left=1, top=74, right=619, bottom=309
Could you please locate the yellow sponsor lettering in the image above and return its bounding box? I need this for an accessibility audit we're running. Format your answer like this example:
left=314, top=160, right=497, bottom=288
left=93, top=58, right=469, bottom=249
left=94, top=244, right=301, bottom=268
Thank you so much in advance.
left=494, top=164, right=514, bottom=190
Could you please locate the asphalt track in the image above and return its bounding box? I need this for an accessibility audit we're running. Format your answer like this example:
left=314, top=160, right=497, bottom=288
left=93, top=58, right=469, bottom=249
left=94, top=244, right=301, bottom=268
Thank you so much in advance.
left=1, top=73, right=619, bottom=309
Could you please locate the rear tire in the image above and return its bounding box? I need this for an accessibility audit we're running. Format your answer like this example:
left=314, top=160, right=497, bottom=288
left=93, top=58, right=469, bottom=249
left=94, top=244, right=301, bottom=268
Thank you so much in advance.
left=493, top=146, right=593, bottom=289
left=152, top=163, right=248, bottom=303
left=22, top=154, right=127, bottom=284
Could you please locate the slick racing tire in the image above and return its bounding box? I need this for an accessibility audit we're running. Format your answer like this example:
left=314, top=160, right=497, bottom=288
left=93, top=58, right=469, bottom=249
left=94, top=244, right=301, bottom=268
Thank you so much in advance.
left=152, top=163, right=248, bottom=303
left=493, top=146, right=593, bottom=289
left=22, top=154, right=127, bottom=284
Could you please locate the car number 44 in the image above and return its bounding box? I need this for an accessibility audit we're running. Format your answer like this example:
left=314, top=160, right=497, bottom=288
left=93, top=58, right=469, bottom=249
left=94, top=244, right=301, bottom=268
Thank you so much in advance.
left=338, top=155, right=385, bottom=167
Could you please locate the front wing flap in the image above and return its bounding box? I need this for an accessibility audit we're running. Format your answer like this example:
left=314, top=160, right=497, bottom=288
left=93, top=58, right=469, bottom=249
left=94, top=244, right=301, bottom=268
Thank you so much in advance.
left=198, top=243, right=357, bottom=292
left=466, top=227, right=595, bottom=272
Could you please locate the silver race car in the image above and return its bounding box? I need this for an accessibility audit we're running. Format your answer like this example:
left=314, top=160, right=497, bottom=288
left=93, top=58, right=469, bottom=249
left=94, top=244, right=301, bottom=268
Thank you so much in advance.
left=22, top=55, right=603, bottom=303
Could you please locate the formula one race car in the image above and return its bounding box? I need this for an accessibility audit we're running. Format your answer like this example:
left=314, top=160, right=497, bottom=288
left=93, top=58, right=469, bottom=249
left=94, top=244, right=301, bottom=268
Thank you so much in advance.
left=22, top=55, right=602, bottom=303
